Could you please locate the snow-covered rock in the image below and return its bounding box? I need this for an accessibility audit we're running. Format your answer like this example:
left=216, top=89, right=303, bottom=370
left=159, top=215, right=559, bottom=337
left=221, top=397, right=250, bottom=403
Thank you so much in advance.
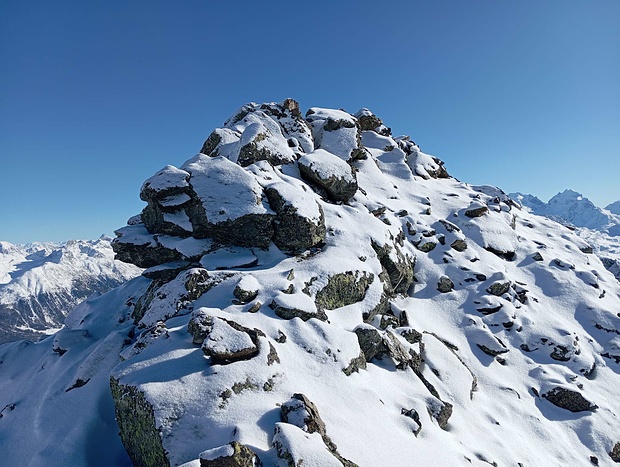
left=2, top=100, right=620, bottom=467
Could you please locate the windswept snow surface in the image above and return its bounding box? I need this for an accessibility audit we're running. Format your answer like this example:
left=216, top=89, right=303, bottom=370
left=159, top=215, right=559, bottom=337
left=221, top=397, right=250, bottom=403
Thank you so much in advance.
left=0, top=237, right=141, bottom=343
left=2, top=103, right=620, bottom=466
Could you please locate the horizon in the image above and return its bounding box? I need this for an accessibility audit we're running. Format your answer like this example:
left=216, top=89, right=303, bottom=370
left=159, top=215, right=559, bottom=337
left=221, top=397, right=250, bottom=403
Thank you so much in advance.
left=1, top=1, right=618, bottom=244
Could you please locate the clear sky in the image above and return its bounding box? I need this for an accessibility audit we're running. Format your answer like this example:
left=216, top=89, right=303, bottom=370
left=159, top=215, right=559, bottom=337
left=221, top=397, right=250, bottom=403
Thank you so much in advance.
left=1, top=0, right=618, bottom=244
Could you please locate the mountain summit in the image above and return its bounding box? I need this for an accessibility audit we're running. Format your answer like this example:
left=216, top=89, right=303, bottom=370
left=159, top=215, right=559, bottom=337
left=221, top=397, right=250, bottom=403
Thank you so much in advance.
left=2, top=99, right=620, bottom=466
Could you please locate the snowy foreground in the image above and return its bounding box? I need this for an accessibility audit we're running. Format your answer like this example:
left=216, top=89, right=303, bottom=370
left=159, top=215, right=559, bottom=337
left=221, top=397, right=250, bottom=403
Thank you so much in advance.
left=1, top=100, right=620, bottom=466
left=0, top=237, right=141, bottom=343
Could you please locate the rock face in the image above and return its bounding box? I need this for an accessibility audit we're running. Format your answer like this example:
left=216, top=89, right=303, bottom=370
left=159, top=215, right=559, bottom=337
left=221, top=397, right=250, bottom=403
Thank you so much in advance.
left=5, top=100, right=620, bottom=467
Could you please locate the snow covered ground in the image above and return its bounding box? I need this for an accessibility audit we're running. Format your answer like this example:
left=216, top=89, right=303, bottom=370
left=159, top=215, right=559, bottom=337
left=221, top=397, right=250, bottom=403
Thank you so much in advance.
left=1, top=101, right=619, bottom=466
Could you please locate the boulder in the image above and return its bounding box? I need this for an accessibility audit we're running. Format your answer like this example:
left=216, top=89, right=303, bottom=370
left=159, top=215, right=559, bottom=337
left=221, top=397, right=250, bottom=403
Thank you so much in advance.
left=371, top=241, right=415, bottom=295
left=437, top=276, right=454, bottom=293
left=542, top=387, right=598, bottom=412
left=486, top=281, right=512, bottom=296
left=199, top=442, right=262, bottom=467
left=298, top=149, right=358, bottom=202
left=465, top=204, right=489, bottom=218
left=264, top=182, right=326, bottom=253
left=314, top=271, right=373, bottom=311
left=112, top=225, right=184, bottom=268
left=201, top=318, right=261, bottom=364
left=306, top=107, right=365, bottom=161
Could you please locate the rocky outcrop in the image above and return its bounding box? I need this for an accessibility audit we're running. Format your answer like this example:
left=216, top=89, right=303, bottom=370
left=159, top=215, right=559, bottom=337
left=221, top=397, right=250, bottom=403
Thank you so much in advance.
left=110, top=377, right=169, bottom=467
left=279, top=394, right=358, bottom=467
left=298, top=150, right=358, bottom=202
left=314, top=271, right=373, bottom=311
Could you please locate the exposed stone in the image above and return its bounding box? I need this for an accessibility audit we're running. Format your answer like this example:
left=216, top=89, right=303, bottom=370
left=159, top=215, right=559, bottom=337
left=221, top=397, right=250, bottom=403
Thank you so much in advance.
left=267, top=342, right=280, bottom=366
left=401, top=408, right=422, bottom=436
left=199, top=442, right=262, bottom=467
left=233, top=277, right=260, bottom=304
left=355, top=327, right=418, bottom=370
left=280, top=394, right=358, bottom=467
left=532, top=252, right=544, bottom=262
left=343, top=351, right=367, bottom=375
left=298, top=150, right=358, bottom=203
left=437, top=276, right=454, bottom=293
left=269, top=300, right=327, bottom=322
left=465, top=205, right=489, bottom=218
left=487, top=281, right=512, bottom=296
left=201, top=318, right=261, bottom=364
left=450, top=239, right=467, bottom=251
left=542, top=386, right=598, bottom=412
left=610, top=442, right=620, bottom=462
left=354, top=326, right=385, bottom=362
left=314, top=271, right=373, bottom=311
left=110, top=377, right=169, bottom=467
left=428, top=399, right=453, bottom=429
left=550, top=344, right=572, bottom=362
left=112, top=226, right=184, bottom=269
left=264, top=185, right=326, bottom=253
left=485, top=246, right=516, bottom=261
left=371, top=241, right=415, bottom=295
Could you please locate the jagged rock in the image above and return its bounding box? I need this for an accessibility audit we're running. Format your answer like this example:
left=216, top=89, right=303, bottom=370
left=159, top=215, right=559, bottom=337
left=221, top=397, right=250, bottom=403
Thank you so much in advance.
left=542, top=387, right=598, bottom=412
left=610, top=442, right=620, bottom=463
left=314, top=271, right=373, bottom=311
left=280, top=394, right=357, bottom=467
left=401, top=408, right=422, bottom=435
left=355, top=108, right=390, bottom=135
left=428, top=399, right=453, bottom=429
left=188, top=309, right=215, bottom=345
left=110, top=377, right=169, bottom=467
left=371, top=241, right=415, bottom=295
left=199, top=442, right=262, bottom=467
left=354, top=326, right=418, bottom=370
left=437, top=276, right=454, bottom=293
left=465, top=204, right=489, bottom=218
left=342, top=351, right=367, bottom=375
left=532, top=252, right=544, bottom=261
left=487, top=281, right=512, bottom=296
left=264, top=182, right=326, bottom=253
left=298, top=149, right=358, bottom=202
left=267, top=342, right=280, bottom=366
left=201, top=318, right=260, bottom=364
left=550, top=344, right=572, bottom=362
left=142, top=261, right=193, bottom=281
left=113, top=225, right=184, bottom=268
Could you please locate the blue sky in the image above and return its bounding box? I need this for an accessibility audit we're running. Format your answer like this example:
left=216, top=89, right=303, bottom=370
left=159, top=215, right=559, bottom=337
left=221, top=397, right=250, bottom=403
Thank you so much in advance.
left=1, top=0, right=618, bottom=243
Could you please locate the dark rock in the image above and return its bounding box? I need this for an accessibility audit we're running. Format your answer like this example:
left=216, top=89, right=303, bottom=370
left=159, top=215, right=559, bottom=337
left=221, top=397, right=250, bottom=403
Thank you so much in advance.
left=267, top=342, right=280, bottom=366
left=233, top=278, right=259, bottom=304
left=314, top=271, right=373, bottom=311
left=465, top=205, right=489, bottom=218
left=354, top=326, right=385, bottom=362
left=199, top=442, right=262, bottom=467
left=298, top=151, right=358, bottom=202
left=477, top=304, right=503, bottom=315
left=437, top=276, right=454, bottom=293
left=371, top=241, right=415, bottom=295
left=280, top=394, right=358, bottom=467
left=264, top=185, right=326, bottom=253
left=188, top=310, right=215, bottom=345
left=112, top=226, right=184, bottom=268
left=487, top=281, right=511, bottom=296
left=401, top=408, right=422, bottom=435
left=532, top=252, right=544, bottom=262
left=485, top=247, right=516, bottom=261
left=269, top=299, right=327, bottom=322
left=142, top=261, right=193, bottom=282
left=610, top=442, right=620, bottom=462
left=450, top=239, right=467, bottom=251
left=550, top=345, right=572, bottom=362
left=428, top=399, right=453, bottom=429
left=208, top=214, right=275, bottom=249
left=542, top=386, right=598, bottom=412
left=110, top=377, right=170, bottom=467
left=343, top=351, right=367, bottom=375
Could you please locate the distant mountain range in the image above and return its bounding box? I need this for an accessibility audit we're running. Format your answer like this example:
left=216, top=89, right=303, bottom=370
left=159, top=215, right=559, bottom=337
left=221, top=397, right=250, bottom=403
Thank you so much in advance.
left=0, top=236, right=141, bottom=343
left=510, top=189, right=620, bottom=281
left=510, top=189, right=620, bottom=235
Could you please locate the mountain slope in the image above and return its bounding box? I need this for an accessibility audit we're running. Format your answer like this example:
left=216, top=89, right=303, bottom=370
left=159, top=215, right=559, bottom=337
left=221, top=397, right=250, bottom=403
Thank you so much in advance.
left=0, top=237, right=141, bottom=343
left=1, top=100, right=620, bottom=466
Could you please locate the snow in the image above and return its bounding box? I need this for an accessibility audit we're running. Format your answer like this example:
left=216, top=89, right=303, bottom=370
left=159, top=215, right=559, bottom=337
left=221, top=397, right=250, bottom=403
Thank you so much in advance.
left=298, top=149, right=355, bottom=182
left=2, top=101, right=620, bottom=467
left=141, top=165, right=190, bottom=194
left=182, top=155, right=271, bottom=223
left=199, top=443, right=234, bottom=461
